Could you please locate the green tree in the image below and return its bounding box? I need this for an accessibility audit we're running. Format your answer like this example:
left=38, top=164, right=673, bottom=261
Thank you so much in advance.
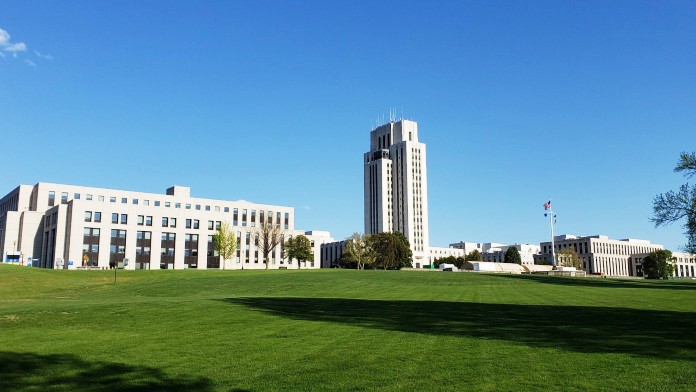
left=284, top=235, right=313, bottom=269
left=370, top=232, right=413, bottom=270
left=504, top=247, right=522, bottom=264
left=557, top=248, right=581, bottom=269
left=212, top=221, right=237, bottom=270
left=256, top=220, right=284, bottom=270
left=642, top=250, right=676, bottom=280
left=652, top=152, right=696, bottom=254
left=343, top=232, right=375, bottom=270
left=465, top=249, right=482, bottom=261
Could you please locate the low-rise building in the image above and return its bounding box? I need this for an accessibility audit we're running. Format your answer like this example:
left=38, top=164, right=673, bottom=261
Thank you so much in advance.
left=0, top=182, right=331, bottom=270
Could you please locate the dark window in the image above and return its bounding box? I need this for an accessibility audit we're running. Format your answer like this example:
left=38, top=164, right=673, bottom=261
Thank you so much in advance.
left=112, top=213, right=118, bottom=224
left=224, top=207, right=229, bottom=213
left=193, top=219, right=199, bottom=229
left=162, top=217, right=168, bottom=227
left=160, top=232, right=176, bottom=269
left=109, top=229, right=127, bottom=265
left=121, top=197, right=127, bottom=204
left=110, top=197, right=116, bottom=203
left=133, top=199, right=139, bottom=205
left=186, top=219, right=192, bottom=229
left=154, top=201, right=160, bottom=207
left=208, top=220, right=214, bottom=230
left=215, top=221, right=221, bottom=230
left=145, top=216, right=152, bottom=226
left=185, top=233, right=199, bottom=269
left=170, top=218, right=177, bottom=228
left=82, top=227, right=100, bottom=266
left=94, top=212, right=102, bottom=223
left=61, top=192, right=68, bottom=204
left=74, top=193, right=81, bottom=200
left=48, top=191, right=55, bottom=206
left=120, top=214, right=127, bottom=224
left=85, top=211, right=92, bottom=222
left=233, top=209, right=238, bottom=226
left=250, top=210, right=256, bottom=227
left=242, top=209, right=248, bottom=227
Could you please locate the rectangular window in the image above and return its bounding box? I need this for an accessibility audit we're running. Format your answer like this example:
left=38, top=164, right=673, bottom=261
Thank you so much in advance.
left=224, top=207, right=229, bottom=213
left=74, top=193, right=81, bottom=200
left=215, top=221, right=221, bottom=230
left=133, top=199, right=139, bottom=205
left=154, top=201, right=160, bottom=207
left=193, top=219, right=199, bottom=229
left=170, top=218, right=177, bottom=228
left=233, top=208, right=238, bottom=226
left=137, top=215, right=144, bottom=225
left=162, top=217, right=169, bottom=227
left=61, top=192, right=68, bottom=204
left=195, top=204, right=201, bottom=210
left=205, top=205, right=211, bottom=211
left=120, top=214, right=128, bottom=224
left=121, top=197, right=127, bottom=204
left=99, top=195, right=105, bottom=202
left=215, top=206, right=220, bottom=212
left=242, top=209, right=247, bottom=227
left=112, top=213, right=118, bottom=224
left=48, top=191, right=55, bottom=206
left=175, top=203, right=181, bottom=209
left=85, top=211, right=92, bottom=222
left=144, top=200, right=150, bottom=206
left=165, top=202, right=171, bottom=208
left=186, top=219, right=192, bottom=229
left=110, top=197, right=116, bottom=203
left=94, top=212, right=102, bottom=223
left=86, top=194, right=93, bottom=201
left=284, top=212, right=289, bottom=229
left=251, top=210, right=256, bottom=227
left=208, top=220, right=214, bottom=230
left=186, top=204, right=191, bottom=210
left=145, top=216, right=152, bottom=226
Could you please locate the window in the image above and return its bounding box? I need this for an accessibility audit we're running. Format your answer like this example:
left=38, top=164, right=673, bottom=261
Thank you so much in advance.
left=186, top=219, right=192, bottom=229
left=195, top=204, right=201, bottom=210
left=145, top=216, right=152, bottom=226
left=110, top=197, right=116, bottom=203
left=133, top=199, right=139, bottom=205
left=193, top=219, right=199, bottom=229
left=251, top=210, right=256, bottom=227
left=242, top=209, right=247, bottom=227
left=86, top=194, right=93, bottom=201
left=120, top=214, right=128, bottom=224
left=48, top=191, right=55, bottom=206
left=121, top=197, right=127, bottom=204
left=137, top=215, right=144, bottom=225
left=186, top=204, right=191, bottom=210
left=224, top=207, right=229, bottom=213
left=284, top=212, right=289, bottom=229
left=85, top=211, right=92, bottom=222
left=208, top=220, right=214, bottom=230
left=170, top=218, right=177, bottom=228
left=165, top=202, right=171, bottom=208
left=215, top=206, right=220, bottom=212
left=94, top=212, right=102, bottom=223
left=154, top=201, right=160, bottom=207
left=74, top=193, right=81, bottom=200
left=144, top=200, right=150, bottom=206
left=175, top=203, right=181, bottom=209
left=233, top=208, right=238, bottom=226
left=215, top=221, right=221, bottom=230
left=112, top=213, right=118, bottom=224
left=61, top=192, right=68, bottom=204
left=162, top=217, right=169, bottom=227
left=99, top=195, right=105, bottom=202
left=205, top=205, right=211, bottom=211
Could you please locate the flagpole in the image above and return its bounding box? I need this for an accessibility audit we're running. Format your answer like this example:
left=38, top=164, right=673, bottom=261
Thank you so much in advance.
left=550, top=204, right=556, bottom=266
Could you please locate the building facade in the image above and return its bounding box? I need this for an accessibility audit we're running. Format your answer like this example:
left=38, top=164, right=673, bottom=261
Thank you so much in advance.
left=536, top=234, right=664, bottom=276
left=0, top=183, right=332, bottom=270
left=364, top=119, right=430, bottom=267
left=630, top=251, right=696, bottom=278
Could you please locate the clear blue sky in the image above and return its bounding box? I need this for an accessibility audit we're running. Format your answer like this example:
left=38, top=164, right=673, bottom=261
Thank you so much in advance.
left=1, top=1, right=694, bottom=251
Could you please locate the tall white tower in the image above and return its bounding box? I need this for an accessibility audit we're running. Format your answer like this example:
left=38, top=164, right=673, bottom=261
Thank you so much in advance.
left=364, top=119, right=430, bottom=267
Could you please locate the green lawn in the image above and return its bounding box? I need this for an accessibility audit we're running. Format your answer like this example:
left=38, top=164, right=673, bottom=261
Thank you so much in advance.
left=1, top=265, right=695, bottom=391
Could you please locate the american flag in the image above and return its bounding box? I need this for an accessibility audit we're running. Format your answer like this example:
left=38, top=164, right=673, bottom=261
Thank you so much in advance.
left=543, top=201, right=551, bottom=210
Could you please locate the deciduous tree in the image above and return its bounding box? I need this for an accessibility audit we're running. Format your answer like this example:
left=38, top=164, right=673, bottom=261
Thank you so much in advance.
left=212, top=221, right=237, bottom=270
left=284, top=235, right=313, bottom=269
left=370, top=232, right=412, bottom=270
left=256, top=220, right=284, bottom=270
left=504, top=247, right=522, bottom=264
left=344, top=233, right=375, bottom=270
left=642, top=250, right=675, bottom=280
left=465, top=249, right=482, bottom=262
left=652, top=152, right=696, bottom=254
left=557, top=248, right=581, bottom=269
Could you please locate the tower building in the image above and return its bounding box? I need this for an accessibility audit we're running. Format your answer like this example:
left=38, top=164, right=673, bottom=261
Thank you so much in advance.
left=364, top=119, right=429, bottom=267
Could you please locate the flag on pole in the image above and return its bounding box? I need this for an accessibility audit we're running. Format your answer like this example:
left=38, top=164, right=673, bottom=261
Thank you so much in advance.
left=543, top=201, right=551, bottom=210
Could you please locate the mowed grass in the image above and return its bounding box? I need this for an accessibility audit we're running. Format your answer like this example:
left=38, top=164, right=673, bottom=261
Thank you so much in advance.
left=1, top=265, right=696, bottom=391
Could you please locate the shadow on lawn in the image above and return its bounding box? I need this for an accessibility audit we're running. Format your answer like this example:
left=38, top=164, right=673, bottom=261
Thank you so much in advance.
left=225, top=297, right=696, bottom=361
left=0, top=352, right=214, bottom=392
left=489, top=273, right=696, bottom=291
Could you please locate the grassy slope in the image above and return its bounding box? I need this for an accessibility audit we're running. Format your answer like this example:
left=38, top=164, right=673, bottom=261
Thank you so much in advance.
left=1, top=265, right=695, bottom=391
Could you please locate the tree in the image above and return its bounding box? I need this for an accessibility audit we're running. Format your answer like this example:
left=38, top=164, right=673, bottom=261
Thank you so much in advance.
left=284, top=235, right=313, bottom=269
left=465, top=249, right=482, bottom=261
left=652, top=152, right=696, bottom=254
left=504, top=247, right=522, bottom=264
left=642, top=250, right=675, bottom=280
left=370, top=232, right=413, bottom=270
left=212, top=221, right=237, bottom=270
left=343, top=233, right=375, bottom=270
left=557, top=248, right=581, bottom=269
left=256, top=220, right=284, bottom=270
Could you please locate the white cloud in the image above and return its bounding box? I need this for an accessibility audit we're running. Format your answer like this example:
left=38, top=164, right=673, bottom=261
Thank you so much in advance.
left=0, top=28, right=9, bottom=45
left=25, top=59, right=36, bottom=67
left=35, top=50, right=53, bottom=60
left=5, top=42, right=27, bottom=53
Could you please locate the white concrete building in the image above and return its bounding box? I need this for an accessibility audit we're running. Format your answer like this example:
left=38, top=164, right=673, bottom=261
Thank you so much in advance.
left=0, top=183, right=332, bottom=270
left=537, top=234, right=664, bottom=277
left=480, top=244, right=540, bottom=265
left=449, top=241, right=505, bottom=255
left=429, top=246, right=465, bottom=261
left=364, top=119, right=429, bottom=267
left=630, top=251, right=696, bottom=278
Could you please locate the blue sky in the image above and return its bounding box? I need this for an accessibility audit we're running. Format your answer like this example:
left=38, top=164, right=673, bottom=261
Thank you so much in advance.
left=1, top=1, right=694, bottom=251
